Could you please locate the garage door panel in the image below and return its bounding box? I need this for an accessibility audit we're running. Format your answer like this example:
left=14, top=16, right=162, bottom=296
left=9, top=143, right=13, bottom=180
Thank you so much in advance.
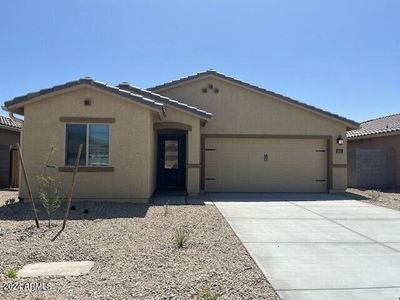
left=204, top=138, right=327, bottom=192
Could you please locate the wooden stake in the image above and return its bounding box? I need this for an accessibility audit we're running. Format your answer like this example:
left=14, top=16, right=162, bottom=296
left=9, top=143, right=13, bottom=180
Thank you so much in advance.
left=52, top=144, right=82, bottom=241
left=16, top=143, right=40, bottom=228
left=60, top=144, right=83, bottom=231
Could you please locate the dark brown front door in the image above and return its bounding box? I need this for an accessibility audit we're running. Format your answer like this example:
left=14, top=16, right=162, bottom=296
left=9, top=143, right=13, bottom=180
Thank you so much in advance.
left=157, top=134, right=186, bottom=189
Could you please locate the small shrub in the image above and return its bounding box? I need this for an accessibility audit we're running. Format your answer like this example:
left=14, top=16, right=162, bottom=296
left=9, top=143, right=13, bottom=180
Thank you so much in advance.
left=367, top=190, right=381, bottom=201
left=5, top=198, right=16, bottom=206
left=5, top=269, right=17, bottom=279
left=164, top=200, right=170, bottom=216
left=199, top=287, right=218, bottom=300
left=175, top=228, right=189, bottom=248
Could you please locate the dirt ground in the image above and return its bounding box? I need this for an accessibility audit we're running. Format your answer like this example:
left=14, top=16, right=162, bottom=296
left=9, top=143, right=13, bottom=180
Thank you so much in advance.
left=346, top=187, right=400, bottom=210
left=0, top=190, right=278, bottom=300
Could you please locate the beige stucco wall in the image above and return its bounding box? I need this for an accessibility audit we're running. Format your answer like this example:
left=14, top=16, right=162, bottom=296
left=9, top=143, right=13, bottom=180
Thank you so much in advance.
left=348, top=135, right=400, bottom=187
left=156, top=76, right=350, bottom=192
left=20, top=86, right=153, bottom=202
left=0, top=128, right=20, bottom=146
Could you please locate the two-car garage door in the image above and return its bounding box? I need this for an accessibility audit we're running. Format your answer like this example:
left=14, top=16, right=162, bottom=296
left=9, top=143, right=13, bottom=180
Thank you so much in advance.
left=204, top=138, right=328, bottom=192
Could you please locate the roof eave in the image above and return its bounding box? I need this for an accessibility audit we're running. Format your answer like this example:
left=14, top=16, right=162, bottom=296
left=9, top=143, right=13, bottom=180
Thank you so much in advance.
left=117, top=83, right=212, bottom=120
left=150, top=71, right=359, bottom=129
left=348, top=130, right=400, bottom=140
left=0, top=124, right=21, bottom=132
left=3, top=80, right=165, bottom=115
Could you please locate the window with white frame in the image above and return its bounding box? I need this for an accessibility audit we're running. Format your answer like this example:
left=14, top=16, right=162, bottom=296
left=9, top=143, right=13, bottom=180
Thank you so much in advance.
left=66, top=124, right=110, bottom=166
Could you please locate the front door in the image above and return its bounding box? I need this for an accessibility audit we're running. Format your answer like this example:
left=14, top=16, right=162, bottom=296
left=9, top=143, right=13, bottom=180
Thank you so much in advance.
left=157, top=134, right=186, bottom=189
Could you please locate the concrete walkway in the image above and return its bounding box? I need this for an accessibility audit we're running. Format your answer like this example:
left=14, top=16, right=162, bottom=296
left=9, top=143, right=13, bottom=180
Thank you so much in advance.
left=211, top=193, right=400, bottom=300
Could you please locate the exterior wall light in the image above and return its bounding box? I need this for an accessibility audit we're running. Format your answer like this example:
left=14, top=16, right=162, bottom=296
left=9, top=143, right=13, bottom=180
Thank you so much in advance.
left=337, top=135, right=344, bottom=145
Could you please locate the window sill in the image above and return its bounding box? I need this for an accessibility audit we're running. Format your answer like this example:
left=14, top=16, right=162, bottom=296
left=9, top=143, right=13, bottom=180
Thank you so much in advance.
left=58, top=166, right=114, bottom=173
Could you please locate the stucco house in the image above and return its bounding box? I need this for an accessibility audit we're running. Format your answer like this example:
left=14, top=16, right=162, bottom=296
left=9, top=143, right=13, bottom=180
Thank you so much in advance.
left=0, top=116, right=21, bottom=188
left=3, top=70, right=358, bottom=202
left=347, top=114, right=400, bottom=188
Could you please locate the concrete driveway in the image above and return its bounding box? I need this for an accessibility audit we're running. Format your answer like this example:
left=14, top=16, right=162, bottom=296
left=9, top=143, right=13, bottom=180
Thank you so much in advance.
left=211, top=193, right=400, bottom=300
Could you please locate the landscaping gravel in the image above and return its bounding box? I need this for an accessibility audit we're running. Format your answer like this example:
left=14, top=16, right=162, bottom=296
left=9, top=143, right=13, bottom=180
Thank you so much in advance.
left=0, top=189, right=18, bottom=207
left=346, top=188, right=400, bottom=211
left=0, top=193, right=278, bottom=300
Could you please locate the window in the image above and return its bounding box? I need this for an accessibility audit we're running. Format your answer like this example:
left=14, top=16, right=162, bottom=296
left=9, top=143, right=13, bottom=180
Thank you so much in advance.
left=66, top=124, right=109, bottom=166
left=164, top=140, right=178, bottom=169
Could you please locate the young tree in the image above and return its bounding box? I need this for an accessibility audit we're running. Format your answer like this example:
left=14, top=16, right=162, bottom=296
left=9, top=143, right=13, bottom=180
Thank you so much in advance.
left=37, top=145, right=63, bottom=228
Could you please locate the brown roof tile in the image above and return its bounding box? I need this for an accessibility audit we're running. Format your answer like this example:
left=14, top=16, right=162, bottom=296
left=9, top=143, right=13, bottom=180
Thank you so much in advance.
left=117, top=83, right=211, bottom=119
left=0, top=116, right=22, bottom=130
left=4, top=77, right=211, bottom=120
left=347, top=113, right=400, bottom=138
left=4, top=78, right=164, bottom=114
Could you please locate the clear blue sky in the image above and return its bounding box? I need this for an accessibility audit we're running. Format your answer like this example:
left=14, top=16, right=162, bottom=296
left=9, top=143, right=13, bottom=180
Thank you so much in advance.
left=1, top=0, right=399, bottom=122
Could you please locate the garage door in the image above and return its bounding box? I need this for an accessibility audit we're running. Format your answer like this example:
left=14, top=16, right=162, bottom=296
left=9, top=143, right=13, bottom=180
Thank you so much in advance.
left=204, top=138, right=328, bottom=192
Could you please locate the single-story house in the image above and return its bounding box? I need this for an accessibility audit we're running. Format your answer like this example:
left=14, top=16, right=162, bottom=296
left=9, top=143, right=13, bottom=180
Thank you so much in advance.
left=0, top=116, right=21, bottom=188
left=3, top=70, right=359, bottom=202
left=347, top=113, right=400, bottom=188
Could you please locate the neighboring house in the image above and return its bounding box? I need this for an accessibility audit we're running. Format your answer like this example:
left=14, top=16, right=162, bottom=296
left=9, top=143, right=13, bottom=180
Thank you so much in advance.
left=0, top=116, right=21, bottom=188
left=347, top=114, right=400, bottom=188
left=3, top=70, right=358, bottom=202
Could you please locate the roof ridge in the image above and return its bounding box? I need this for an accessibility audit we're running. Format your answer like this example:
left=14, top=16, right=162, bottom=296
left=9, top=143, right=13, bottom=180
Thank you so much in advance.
left=77, top=78, right=165, bottom=107
left=4, top=77, right=165, bottom=113
left=117, top=82, right=212, bottom=118
left=149, top=70, right=358, bottom=128
left=362, top=112, right=400, bottom=124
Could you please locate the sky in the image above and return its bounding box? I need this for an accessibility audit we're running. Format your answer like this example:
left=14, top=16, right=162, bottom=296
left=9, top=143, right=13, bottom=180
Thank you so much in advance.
left=0, top=0, right=399, bottom=122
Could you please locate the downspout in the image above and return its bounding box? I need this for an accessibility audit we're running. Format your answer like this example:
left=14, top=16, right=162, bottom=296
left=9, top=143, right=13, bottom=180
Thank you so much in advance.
left=8, top=111, right=24, bottom=123
left=159, top=106, right=166, bottom=120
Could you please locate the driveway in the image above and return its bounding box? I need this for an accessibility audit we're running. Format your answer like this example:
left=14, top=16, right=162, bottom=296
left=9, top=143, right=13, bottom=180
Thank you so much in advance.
left=211, top=193, right=400, bottom=300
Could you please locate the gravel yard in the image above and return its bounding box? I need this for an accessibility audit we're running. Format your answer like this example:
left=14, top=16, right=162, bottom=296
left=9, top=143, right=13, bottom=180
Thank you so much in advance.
left=346, top=188, right=400, bottom=210
left=0, top=190, right=277, bottom=300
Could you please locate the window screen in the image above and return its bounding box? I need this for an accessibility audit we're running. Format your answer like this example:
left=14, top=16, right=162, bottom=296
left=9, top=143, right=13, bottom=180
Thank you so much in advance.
left=66, top=124, right=87, bottom=165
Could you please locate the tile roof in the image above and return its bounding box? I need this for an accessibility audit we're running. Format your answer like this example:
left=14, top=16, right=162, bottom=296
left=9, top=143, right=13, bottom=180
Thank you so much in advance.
left=347, top=113, right=400, bottom=138
left=4, top=77, right=165, bottom=114
left=149, top=69, right=359, bottom=129
left=117, top=83, right=211, bottom=119
left=3, top=77, right=211, bottom=120
left=0, top=116, right=22, bottom=130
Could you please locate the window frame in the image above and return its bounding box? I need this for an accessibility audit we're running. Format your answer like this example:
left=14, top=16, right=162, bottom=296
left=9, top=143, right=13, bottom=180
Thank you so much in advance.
left=64, top=123, right=111, bottom=167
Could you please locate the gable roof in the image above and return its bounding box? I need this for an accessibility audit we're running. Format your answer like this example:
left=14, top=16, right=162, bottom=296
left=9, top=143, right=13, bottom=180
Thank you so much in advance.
left=117, top=82, right=211, bottom=119
left=3, top=78, right=211, bottom=120
left=3, top=77, right=163, bottom=115
left=0, top=116, right=22, bottom=131
left=347, top=113, right=400, bottom=139
left=149, top=70, right=359, bottom=129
